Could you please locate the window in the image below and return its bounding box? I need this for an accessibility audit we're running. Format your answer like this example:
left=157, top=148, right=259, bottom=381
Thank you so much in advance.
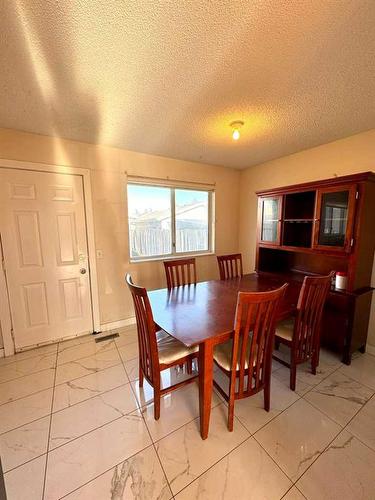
left=127, top=183, right=214, bottom=260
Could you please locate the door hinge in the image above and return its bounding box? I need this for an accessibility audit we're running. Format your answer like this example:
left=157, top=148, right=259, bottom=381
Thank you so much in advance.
left=355, top=191, right=359, bottom=200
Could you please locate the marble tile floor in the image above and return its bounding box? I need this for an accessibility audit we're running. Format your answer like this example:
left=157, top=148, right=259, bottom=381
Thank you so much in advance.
left=1, top=327, right=375, bottom=499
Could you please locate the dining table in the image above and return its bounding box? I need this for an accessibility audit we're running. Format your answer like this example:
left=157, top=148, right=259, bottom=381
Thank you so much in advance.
left=148, top=272, right=300, bottom=439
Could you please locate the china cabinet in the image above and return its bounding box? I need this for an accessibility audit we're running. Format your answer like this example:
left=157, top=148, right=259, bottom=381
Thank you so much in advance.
left=256, top=172, right=375, bottom=364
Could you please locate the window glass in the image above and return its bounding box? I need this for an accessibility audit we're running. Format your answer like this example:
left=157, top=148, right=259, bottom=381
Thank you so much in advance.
left=175, top=189, right=209, bottom=253
left=127, top=184, right=212, bottom=260
left=128, top=185, right=172, bottom=258
left=261, top=197, right=279, bottom=242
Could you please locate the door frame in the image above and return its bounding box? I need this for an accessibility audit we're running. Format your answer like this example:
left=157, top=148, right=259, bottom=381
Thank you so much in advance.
left=0, top=158, right=100, bottom=354
left=0, top=236, right=14, bottom=356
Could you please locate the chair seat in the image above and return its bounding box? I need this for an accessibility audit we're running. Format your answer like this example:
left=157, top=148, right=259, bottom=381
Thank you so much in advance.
left=275, top=318, right=294, bottom=342
left=157, top=330, right=198, bottom=365
left=213, top=334, right=256, bottom=372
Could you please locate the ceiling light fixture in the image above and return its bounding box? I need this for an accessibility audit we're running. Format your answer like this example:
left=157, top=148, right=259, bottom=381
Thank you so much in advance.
left=230, top=120, right=244, bottom=141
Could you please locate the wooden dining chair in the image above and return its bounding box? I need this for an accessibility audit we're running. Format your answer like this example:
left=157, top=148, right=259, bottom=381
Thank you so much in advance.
left=126, top=274, right=198, bottom=420
left=213, top=283, right=288, bottom=431
left=163, top=258, right=197, bottom=289
left=217, top=253, right=243, bottom=280
left=273, top=272, right=334, bottom=390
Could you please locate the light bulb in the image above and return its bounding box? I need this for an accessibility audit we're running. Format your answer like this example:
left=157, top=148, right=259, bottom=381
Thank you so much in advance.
left=232, top=128, right=240, bottom=141
left=230, top=120, right=244, bottom=141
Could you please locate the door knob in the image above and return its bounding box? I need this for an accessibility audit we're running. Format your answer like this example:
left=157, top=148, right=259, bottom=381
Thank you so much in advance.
left=80, top=268, right=87, bottom=275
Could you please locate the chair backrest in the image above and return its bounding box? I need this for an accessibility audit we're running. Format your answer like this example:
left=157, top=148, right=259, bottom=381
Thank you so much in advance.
left=125, top=274, right=159, bottom=383
left=163, top=258, right=197, bottom=289
left=293, top=272, right=334, bottom=362
left=217, top=253, right=243, bottom=280
left=231, top=283, right=288, bottom=396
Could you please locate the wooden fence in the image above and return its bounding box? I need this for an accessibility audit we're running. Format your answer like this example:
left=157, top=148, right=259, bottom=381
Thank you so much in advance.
left=130, top=227, right=208, bottom=257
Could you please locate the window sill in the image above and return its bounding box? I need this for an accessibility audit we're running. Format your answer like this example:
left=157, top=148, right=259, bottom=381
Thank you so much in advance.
left=130, top=252, right=215, bottom=264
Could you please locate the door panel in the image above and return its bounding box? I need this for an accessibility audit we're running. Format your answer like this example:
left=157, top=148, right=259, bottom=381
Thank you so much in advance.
left=51, top=185, right=74, bottom=201
left=22, top=282, right=50, bottom=327
left=59, top=278, right=83, bottom=320
left=10, top=183, right=36, bottom=200
left=258, top=195, right=282, bottom=246
left=56, top=213, right=78, bottom=265
left=317, top=190, right=349, bottom=247
left=15, top=211, right=44, bottom=267
left=313, top=184, right=357, bottom=252
left=0, top=168, right=93, bottom=349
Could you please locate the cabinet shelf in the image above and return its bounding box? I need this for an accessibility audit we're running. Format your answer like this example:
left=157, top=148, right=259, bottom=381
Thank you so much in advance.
left=284, top=191, right=316, bottom=220
left=258, top=243, right=349, bottom=256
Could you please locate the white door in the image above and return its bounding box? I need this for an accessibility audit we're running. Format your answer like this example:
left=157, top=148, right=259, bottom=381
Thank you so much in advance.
left=0, top=168, right=93, bottom=349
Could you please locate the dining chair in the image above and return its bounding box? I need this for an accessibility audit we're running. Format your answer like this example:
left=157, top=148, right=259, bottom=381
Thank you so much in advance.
left=273, top=272, right=334, bottom=390
left=163, top=258, right=197, bottom=289
left=213, top=283, right=288, bottom=431
left=163, top=257, right=197, bottom=372
left=217, top=253, right=243, bottom=280
left=126, top=273, right=198, bottom=420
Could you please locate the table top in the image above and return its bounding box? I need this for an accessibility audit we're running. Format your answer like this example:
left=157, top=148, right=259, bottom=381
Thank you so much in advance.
left=148, top=273, right=300, bottom=347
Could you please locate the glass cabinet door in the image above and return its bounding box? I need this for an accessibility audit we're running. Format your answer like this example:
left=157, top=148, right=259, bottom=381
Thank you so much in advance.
left=314, top=186, right=356, bottom=251
left=259, top=196, right=282, bottom=245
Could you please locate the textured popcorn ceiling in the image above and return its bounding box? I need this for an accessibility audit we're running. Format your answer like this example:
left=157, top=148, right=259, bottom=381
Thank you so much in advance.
left=0, top=1, right=374, bottom=169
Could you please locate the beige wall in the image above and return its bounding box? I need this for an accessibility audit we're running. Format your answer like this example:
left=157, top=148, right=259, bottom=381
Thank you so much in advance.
left=0, top=127, right=374, bottom=349
left=0, top=128, right=241, bottom=327
left=238, top=129, right=375, bottom=346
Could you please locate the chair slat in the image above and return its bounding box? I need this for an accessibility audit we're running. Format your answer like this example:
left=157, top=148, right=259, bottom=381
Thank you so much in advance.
left=163, top=258, right=197, bottom=289
left=217, top=254, right=243, bottom=280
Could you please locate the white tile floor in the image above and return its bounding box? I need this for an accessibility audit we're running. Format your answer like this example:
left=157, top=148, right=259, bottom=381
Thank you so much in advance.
left=1, top=327, right=375, bottom=499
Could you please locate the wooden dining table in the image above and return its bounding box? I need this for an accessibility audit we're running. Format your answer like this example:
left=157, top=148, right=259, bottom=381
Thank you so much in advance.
left=148, top=272, right=300, bottom=439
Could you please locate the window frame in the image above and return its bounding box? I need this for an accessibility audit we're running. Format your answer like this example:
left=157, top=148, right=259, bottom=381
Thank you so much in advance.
left=127, top=182, right=215, bottom=262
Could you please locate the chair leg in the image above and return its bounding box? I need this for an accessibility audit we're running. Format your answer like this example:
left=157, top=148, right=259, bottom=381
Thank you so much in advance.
left=264, top=380, right=271, bottom=412
left=139, top=367, right=144, bottom=387
left=311, top=338, right=321, bottom=375
left=315, top=348, right=321, bottom=366
left=290, top=362, right=297, bottom=391
left=227, top=370, right=237, bottom=432
left=154, top=386, right=161, bottom=420
left=275, top=339, right=280, bottom=351
left=311, top=351, right=318, bottom=375
left=228, top=397, right=235, bottom=432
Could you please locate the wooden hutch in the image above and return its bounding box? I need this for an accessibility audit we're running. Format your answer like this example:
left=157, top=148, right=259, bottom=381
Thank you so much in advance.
left=255, top=172, right=375, bottom=364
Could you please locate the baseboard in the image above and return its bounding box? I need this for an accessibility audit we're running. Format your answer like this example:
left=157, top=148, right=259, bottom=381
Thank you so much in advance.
left=100, top=317, right=136, bottom=332
left=366, top=344, right=375, bottom=357
left=8, top=320, right=136, bottom=356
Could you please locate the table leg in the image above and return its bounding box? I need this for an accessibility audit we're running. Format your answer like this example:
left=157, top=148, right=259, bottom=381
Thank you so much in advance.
left=198, top=340, right=214, bottom=440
